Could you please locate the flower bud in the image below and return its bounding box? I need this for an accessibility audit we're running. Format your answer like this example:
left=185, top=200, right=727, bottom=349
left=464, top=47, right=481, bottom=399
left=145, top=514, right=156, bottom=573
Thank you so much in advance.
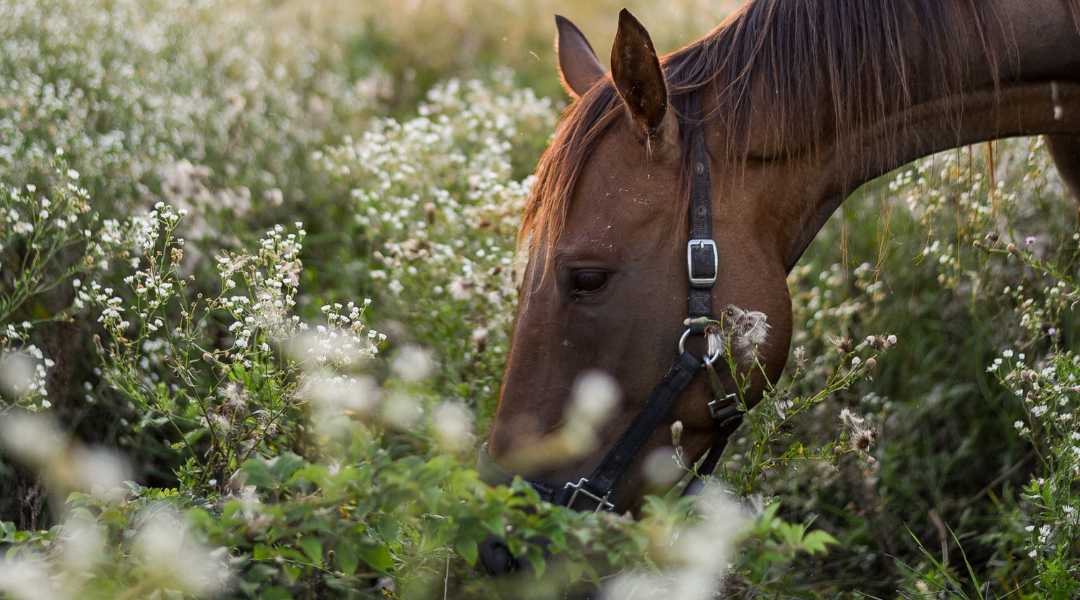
left=670, top=420, right=684, bottom=447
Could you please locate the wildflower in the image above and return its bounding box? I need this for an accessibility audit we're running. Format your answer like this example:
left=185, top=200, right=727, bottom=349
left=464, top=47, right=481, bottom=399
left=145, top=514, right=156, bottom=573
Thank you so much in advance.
left=380, top=393, right=423, bottom=430
left=0, top=412, right=66, bottom=467
left=604, top=486, right=749, bottom=600
left=840, top=408, right=877, bottom=455
left=59, top=512, right=106, bottom=573
left=391, top=345, right=435, bottom=381
left=449, top=277, right=471, bottom=300
left=0, top=556, right=58, bottom=600
left=471, top=326, right=489, bottom=351
left=793, top=346, right=808, bottom=369
left=70, top=447, right=131, bottom=502
left=569, top=371, right=620, bottom=426
left=670, top=420, right=684, bottom=447
left=134, top=506, right=230, bottom=594
left=432, top=401, right=474, bottom=452
left=0, top=352, right=36, bottom=398
left=643, top=445, right=683, bottom=487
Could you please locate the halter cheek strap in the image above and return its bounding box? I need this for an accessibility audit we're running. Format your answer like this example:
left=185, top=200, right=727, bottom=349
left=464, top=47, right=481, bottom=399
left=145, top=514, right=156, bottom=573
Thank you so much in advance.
left=479, top=96, right=743, bottom=513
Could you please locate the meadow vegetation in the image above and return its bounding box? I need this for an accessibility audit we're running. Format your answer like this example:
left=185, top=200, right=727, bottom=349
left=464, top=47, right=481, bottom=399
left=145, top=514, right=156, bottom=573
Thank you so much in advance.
left=0, top=1, right=1077, bottom=598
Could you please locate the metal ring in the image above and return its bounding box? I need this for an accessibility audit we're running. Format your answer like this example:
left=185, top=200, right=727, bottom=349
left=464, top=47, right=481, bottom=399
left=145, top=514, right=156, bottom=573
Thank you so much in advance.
left=678, top=328, right=722, bottom=366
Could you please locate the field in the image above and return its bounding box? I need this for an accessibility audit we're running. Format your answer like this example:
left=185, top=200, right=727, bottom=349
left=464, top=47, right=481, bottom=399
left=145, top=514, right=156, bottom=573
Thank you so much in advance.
left=0, top=0, right=1078, bottom=598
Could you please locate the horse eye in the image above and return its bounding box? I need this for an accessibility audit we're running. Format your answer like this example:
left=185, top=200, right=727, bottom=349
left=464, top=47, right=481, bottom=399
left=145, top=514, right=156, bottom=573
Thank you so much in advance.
left=570, top=269, right=609, bottom=295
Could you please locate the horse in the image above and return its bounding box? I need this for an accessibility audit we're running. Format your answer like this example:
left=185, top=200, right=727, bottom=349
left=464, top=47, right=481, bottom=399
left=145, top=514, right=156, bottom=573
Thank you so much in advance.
left=478, top=0, right=1080, bottom=560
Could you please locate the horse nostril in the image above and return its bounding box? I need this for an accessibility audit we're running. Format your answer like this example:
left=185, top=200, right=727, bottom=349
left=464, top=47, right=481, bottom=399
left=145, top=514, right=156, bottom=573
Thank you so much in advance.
left=478, top=535, right=520, bottom=575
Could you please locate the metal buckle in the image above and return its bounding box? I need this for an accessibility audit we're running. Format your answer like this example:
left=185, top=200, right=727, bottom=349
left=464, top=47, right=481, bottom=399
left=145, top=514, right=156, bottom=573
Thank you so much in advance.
left=563, top=478, right=615, bottom=512
left=707, top=393, right=739, bottom=421
left=687, top=239, right=718, bottom=288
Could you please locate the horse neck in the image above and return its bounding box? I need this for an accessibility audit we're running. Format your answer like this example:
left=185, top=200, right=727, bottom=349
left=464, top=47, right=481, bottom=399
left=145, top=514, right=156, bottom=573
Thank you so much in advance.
left=775, top=0, right=1080, bottom=270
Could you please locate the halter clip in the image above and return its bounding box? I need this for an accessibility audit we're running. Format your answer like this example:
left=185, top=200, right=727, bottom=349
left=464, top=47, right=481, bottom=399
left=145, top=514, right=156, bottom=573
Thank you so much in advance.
left=563, top=478, right=615, bottom=512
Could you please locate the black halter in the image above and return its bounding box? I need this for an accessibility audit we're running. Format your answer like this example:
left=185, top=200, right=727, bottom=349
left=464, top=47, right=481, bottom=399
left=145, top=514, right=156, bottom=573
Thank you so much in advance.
left=478, top=98, right=744, bottom=512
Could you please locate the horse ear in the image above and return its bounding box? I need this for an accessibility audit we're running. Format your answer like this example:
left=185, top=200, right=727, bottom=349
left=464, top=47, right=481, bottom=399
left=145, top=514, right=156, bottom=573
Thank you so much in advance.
left=611, top=9, right=669, bottom=138
left=555, top=15, right=605, bottom=98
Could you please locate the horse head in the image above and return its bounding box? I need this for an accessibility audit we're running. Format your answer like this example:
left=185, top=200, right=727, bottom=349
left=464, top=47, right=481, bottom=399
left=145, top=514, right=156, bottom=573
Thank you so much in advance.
left=482, top=1, right=1080, bottom=527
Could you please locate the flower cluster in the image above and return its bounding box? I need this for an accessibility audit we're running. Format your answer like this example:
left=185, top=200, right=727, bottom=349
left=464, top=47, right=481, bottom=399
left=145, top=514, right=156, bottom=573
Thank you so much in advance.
left=0, top=0, right=379, bottom=225
left=316, top=73, right=557, bottom=404
left=0, top=159, right=138, bottom=412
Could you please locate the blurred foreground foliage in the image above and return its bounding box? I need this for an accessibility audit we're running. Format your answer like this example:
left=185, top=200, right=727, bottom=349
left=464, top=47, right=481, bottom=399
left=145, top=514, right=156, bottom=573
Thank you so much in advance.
left=0, top=0, right=1077, bottom=598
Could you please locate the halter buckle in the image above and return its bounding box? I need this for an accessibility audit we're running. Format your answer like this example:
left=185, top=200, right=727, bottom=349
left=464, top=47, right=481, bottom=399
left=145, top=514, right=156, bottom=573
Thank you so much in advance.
left=708, top=393, right=740, bottom=421
left=563, top=478, right=615, bottom=512
left=687, top=239, right=718, bottom=288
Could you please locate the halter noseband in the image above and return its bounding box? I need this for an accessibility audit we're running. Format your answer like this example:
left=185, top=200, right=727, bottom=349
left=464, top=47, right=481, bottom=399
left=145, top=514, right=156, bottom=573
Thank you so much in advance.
left=479, top=96, right=744, bottom=513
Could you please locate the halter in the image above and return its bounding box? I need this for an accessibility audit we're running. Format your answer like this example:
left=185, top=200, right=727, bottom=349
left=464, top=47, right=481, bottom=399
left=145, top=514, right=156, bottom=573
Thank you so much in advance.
left=478, top=96, right=744, bottom=513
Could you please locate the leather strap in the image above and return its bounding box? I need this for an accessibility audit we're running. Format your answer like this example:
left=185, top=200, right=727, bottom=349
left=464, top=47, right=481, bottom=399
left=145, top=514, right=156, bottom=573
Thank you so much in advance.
left=555, top=351, right=703, bottom=509
left=686, top=95, right=716, bottom=322
left=682, top=409, right=743, bottom=497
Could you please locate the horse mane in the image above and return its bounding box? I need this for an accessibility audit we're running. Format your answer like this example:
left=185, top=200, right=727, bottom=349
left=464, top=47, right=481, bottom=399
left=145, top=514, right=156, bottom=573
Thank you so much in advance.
left=520, top=0, right=1080, bottom=257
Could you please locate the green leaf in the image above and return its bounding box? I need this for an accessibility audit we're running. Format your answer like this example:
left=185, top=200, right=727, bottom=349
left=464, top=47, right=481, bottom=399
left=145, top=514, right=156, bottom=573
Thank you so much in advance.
left=455, top=538, right=478, bottom=566
left=336, top=539, right=359, bottom=575
left=481, top=514, right=506, bottom=537
left=253, top=544, right=274, bottom=561
left=0, top=522, right=16, bottom=543
left=300, top=537, right=323, bottom=568
left=260, top=587, right=294, bottom=600
left=357, top=542, right=394, bottom=573
left=182, top=427, right=207, bottom=447
left=523, top=546, right=546, bottom=578
left=269, top=453, right=306, bottom=482
left=801, top=530, right=838, bottom=555
left=242, top=459, right=275, bottom=489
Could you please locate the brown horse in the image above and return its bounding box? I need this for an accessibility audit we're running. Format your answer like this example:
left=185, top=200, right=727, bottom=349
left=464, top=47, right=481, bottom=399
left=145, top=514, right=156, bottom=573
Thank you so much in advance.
left=483, top=0, right=1080, bottom=518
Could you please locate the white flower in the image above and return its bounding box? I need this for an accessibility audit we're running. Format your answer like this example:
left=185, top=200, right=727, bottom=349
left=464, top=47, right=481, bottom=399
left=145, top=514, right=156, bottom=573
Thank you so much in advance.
left=432, top=402, right=474, bottom=452
left=60, top=512, right=107, bottom=573
left=568, top=371, right=620, bottom=426
left=391, top=345, right=434, bottom=382
left=0, top=555, right=59, bottom=600
left=70, top=447, right=131, bottom=502
left=0, top=412, right=66, bottom=467
left=603, top=486, right=749, bottom=600
left=134, top=506, right=230, bottom=595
